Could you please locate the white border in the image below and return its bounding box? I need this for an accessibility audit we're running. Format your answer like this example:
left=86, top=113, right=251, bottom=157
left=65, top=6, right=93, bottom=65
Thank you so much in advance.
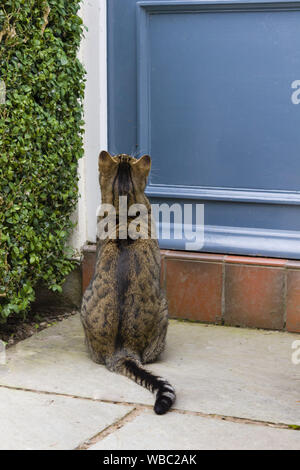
left=70, top=0, right=107, bottom=251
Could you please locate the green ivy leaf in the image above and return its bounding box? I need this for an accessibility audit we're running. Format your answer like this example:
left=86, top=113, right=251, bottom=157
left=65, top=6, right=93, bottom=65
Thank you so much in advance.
left=0, top=0, right=85, bottom=322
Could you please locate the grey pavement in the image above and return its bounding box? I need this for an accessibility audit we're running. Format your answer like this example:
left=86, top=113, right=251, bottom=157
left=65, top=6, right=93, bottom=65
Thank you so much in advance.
left=0, top=315, right=299, bottom=450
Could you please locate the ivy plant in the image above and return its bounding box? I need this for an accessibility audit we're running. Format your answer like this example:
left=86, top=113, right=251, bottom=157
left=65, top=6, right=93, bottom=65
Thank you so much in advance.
left=0, top=0, right=85, bottom=321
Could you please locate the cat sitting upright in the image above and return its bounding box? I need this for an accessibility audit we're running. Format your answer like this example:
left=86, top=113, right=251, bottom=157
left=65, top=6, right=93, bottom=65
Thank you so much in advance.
left=80, top=151, right=176, bottom=414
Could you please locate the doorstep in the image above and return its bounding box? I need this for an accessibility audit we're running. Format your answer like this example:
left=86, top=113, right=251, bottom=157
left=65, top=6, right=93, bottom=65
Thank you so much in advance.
left=82, top=245, right=300, bottom=333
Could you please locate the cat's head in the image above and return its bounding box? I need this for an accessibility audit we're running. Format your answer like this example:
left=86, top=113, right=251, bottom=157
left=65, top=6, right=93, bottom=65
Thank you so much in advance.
left=98, top=151, right=151, bottom=206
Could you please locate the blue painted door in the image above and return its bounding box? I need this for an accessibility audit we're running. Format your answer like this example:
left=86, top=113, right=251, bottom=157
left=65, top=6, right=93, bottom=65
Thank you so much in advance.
left=107, top=0, right=300, bottom=258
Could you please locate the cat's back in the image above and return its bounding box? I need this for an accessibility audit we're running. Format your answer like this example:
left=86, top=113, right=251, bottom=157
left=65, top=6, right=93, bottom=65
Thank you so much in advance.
left=80, top=240, right=119, bottom=331
left=115, top=238, right=164, bottom=348
left=81, top=237, right=161, bottom=318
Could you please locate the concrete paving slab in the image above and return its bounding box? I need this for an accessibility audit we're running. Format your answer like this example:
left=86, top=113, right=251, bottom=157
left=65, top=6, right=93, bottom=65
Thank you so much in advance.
left=1, top=315, right=299, bottom=425
left=0, top=387, right=133, bottom=450
left=89, top=410, right=300, bottom=451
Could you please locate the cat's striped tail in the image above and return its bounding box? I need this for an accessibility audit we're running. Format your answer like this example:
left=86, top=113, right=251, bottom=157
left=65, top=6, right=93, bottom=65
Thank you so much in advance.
left=122, top=358, right=176, bottom=415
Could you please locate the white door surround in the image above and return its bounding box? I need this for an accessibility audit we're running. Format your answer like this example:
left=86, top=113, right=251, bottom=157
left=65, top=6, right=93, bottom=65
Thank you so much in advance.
left=70, top=0, right=107, bottom=251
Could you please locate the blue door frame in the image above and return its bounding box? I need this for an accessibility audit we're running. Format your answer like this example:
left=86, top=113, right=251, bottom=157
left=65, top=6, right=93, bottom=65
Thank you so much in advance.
left=107, top=0, right=300, bottom=259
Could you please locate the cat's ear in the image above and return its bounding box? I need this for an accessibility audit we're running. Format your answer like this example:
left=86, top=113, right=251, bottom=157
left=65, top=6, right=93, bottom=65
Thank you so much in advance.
left=134, top=154, right=151, bottom=176
left=98, top=150, right=117, bottom=173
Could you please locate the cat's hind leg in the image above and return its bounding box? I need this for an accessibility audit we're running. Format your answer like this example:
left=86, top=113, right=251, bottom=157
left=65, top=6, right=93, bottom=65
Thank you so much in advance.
left=84, top=331, right=106, bottom=365
left=142, top=300, right=168, bottom=364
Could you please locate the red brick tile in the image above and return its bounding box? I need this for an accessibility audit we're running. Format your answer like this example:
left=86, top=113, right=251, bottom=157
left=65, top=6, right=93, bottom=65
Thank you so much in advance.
left=160, top=253, right=166, bottom=289
left=224, top=264, right=285, bottom=330
left=160, top=249, right=171, bottom=258
left=286, top=260, right=300, bottom=270
left=224, top=255, right=286, bottom=268
left=82, top=249, right=96, bottom=293
left=164, top=250, right=224, bottom=263
left=286, top=270, right=300, bottom=333
left=165, top=259, right=223, bottom=323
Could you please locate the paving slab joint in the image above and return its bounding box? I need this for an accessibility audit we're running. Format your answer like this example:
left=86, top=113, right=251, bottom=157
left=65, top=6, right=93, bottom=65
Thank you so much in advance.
left=75, top=407, right=145, bottom=450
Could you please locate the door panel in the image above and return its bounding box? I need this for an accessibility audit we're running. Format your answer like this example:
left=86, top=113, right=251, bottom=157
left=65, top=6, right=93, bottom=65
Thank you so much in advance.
left=147, top=10, right=300, bottom=190
left=108, top=0, right=300, bottom=258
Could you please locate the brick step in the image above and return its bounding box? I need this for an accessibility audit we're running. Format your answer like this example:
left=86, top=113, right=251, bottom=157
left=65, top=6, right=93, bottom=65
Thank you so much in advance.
left=82, top=245, right=300, bottom=333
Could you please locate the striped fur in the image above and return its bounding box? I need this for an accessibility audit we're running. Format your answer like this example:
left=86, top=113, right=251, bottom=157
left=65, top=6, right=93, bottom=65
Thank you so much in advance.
left=123, top=359, right=176, bottom=415
left=81, top=152, right=176, bottom=415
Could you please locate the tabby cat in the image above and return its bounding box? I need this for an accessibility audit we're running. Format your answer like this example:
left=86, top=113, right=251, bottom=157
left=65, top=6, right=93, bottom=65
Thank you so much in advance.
left=80, top=151, right=176, bottom=414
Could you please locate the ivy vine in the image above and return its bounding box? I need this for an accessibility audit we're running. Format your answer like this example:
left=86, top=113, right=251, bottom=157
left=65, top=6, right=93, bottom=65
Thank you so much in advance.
left=0, top=0, right=85, bottom=320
